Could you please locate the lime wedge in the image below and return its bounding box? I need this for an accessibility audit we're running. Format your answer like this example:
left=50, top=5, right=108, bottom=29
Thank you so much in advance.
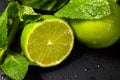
left=21, top=15, right=74, bottom=67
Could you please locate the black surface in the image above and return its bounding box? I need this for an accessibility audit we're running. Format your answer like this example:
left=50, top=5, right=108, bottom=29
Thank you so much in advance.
left=0, top=0, right=120, bottom=80
left=24, top=42, right=120, bottom=80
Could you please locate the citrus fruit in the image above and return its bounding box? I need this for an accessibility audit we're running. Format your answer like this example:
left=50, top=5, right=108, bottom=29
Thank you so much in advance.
left=20, top=15, right=74, bottom=67
left=69, top=1, right=120, bottom=49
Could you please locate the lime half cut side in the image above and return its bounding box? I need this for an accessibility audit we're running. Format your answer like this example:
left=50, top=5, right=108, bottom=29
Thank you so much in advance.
left=21, top=16, right=74, bottom=67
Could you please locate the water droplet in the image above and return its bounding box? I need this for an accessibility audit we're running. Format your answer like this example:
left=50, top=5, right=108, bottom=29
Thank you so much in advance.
left=74, top=74, right=78, bottom=78
left=1, top=75, right=5, bottom=79
left=84, top=68, right=88, bottom=71
left=95, top=64, right=101, bottom=69
left=0, top=74, right=11, bottom=80
left=84, top=68, right=90, bottom=71
left=97, top=64, right=100, bottom=68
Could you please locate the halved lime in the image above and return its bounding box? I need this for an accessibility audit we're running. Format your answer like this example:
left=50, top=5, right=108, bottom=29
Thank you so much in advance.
left=21, top=15, right=74, bottom=67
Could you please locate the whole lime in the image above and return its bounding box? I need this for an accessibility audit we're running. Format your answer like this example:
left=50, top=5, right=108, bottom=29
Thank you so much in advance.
left=69, top=1, right=120, bottom=48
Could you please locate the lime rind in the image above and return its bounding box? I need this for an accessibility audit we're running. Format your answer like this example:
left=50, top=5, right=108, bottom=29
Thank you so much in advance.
left=21, top=22, right=42, bottom=62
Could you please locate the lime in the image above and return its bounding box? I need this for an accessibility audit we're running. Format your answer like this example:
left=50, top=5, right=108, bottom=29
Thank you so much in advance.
left=69, top=1, right=120, bottom=48
left=20, top=15, right=74, bottom=67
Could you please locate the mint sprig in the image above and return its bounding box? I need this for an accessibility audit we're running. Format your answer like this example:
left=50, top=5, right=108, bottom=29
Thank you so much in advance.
left=0, top=1, right=41, bottom=80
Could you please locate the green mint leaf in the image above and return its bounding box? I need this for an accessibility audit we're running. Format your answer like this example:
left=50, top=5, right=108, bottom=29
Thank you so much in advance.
left=21, top=0, right=69, bottom=11
left=5, top=2, right=20, bottom=48
left=18, top=5, right=41, bottom=23
left=1, top=52, right=29, bottom=80
left=0, top=8, right=8, bottom=58
left=55, top=0, right=111, bottom=19
left=0, top=2, right=20, bottom=58
left=7, top=2, right=19, bottom=14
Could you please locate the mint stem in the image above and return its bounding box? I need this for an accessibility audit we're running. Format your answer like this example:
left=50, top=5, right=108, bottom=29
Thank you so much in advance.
left=8, top=17, right=20, bottom=47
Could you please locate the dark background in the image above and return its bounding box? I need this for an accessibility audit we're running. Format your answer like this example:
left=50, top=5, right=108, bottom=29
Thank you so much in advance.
left=0, top=0, right=120, bottom=80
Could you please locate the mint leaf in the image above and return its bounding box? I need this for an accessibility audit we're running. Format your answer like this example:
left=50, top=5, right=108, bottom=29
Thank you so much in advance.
left=1, top=52, right=29, bottom=80
left=0, top=8, right=8, bottom=58
left=55, top=0, right=111, bottom=19
left=0, top=2, right=21, bottom=58
left=21, top=0, right=69, bottom=11
left=6, top=2, right=20, bottom=48
left=18, top=5, right=41, bottom=23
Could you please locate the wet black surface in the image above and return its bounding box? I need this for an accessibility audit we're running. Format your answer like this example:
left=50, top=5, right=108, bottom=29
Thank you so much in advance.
left=0, top=0, right=120, bottom=80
